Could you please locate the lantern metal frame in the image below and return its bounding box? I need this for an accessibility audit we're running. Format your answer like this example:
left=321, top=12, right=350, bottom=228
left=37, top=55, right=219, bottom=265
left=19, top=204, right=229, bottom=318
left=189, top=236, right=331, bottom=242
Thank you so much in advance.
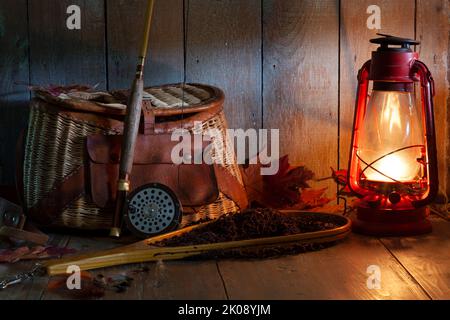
left=347, top=34, right=438, bottom=236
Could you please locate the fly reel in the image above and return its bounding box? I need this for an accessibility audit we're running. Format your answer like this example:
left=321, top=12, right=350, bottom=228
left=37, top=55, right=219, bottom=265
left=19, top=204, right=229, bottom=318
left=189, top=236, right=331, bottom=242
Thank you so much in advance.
left=124, top=183, right=182, bottom=238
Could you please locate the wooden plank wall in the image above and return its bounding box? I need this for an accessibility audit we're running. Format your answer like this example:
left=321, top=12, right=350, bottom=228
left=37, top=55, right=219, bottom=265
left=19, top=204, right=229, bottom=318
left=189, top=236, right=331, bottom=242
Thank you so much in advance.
left=186, top=0, right=261, bottom=130
left=107, top=0, right=184, bottom=89
left=0, top=0, right=29, bottom=185
left=0, top=0, right=448, bottom=197
left=263, top=0, right=339, bottom=194
left=415, top=0, right=449, bottom=197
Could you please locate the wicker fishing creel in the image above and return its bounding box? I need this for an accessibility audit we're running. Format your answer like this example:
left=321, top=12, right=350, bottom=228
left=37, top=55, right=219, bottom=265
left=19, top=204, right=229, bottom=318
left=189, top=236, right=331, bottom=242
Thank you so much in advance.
left=22, top=83, right=246, bottom=230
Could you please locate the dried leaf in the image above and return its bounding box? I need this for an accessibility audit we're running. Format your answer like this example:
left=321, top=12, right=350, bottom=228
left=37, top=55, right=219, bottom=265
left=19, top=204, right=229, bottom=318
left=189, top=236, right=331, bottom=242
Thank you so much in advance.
left=48, top=271, right=105, bottom=299
left=263, top=156, right=314, bottom=207
left=30, top=84, right=95, bottom=97
left=299, top=188, right=333, bottom=209
left=242, top=155, right=317, bottom=208
left=48, top=272, right=134, bottom=299
left=44, top=246, right=77, bottom=257
left=48, top=271, right=94, bottom=290
left=0, top=245, right=77, bottom=263
left=0, top=246, right=30, bottom=263
left=240, top=161, right=264, bottom=206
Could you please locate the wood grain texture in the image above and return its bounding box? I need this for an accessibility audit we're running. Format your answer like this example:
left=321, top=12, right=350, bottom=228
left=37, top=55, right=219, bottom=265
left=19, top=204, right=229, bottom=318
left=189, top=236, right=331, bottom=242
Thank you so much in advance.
left=38, top=235, right=227, bottom=300
left=186, top=0, right=262, bottom=130
left=28, top=0, right=106, bottom=88
left=339, top=0, right=415, bottom=169
left=0, top=0, right=29, bottom=185
left=415, top=0, right=450, bottom=196
left=0, top=234, right=70, bottom=300
left=40, top=234, right=123, bottom=300
left=380, top=216, right=450, bottom=299
left=263, top=0, right=339, bottom=193
left=218, top=234, right=429, bottom=300
left=107, top=0, right=184, bottom=90
left=140, top=261, right=227, bottom=300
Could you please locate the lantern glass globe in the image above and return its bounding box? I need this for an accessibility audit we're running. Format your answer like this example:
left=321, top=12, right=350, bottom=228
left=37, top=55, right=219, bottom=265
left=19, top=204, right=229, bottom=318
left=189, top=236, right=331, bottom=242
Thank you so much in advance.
left=357, top=90, right=425, bottom=183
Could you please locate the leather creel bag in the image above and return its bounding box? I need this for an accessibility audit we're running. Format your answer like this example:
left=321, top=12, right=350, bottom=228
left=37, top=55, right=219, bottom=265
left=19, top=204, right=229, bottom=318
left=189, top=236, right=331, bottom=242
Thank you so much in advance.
left=19, top=83, right=248, bottom=230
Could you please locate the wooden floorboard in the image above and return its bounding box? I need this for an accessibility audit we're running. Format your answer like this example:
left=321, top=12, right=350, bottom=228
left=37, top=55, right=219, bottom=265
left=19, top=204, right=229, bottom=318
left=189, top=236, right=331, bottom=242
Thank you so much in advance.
left=5, top=217, right=450, bottom=300
left=380, top=216, right=450, bottom=300
left=217, top=235, right=429, bottom=300
left=41, top=234, right=122, bottom=300
left=0, top=234, right=70, bottom=300
left=38, top=235, right=227, bottom=300
left=139, top=260, right=227, bottom=300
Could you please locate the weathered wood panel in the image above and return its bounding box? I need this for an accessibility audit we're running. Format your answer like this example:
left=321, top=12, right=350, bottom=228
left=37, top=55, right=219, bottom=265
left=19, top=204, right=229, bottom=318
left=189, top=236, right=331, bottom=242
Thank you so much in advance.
left=339, top=0, right=415, bottom=169
left=40, top=235, right=120, bottom=300
left=29, top=0, right=106, bottom=88
left=415, top=0, right=449, bottom=196
left=39, top=235, right=227, bottom=300
left=218, top=235, right=429, bottom=300
left=186, top=0, right=262, bottom=130
left=107, top=0, right=184, bottom=90
left=140, top=261, right=227, bottom=300
left=0, top=0, right=29, bottom=185
left=381, top=216, right=450, bottom=299
left=263, top=0, right=339, bottom=193
left=0, top=234, right=70, bottom=300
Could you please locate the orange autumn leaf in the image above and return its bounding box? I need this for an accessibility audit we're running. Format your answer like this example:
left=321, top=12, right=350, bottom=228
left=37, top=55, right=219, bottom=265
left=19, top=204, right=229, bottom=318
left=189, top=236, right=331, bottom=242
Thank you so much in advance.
left=48, top=271, right=95, bottom=290
left=299, top=188, right=333, bottom=209
left=242, top=155, right=333, bottom=210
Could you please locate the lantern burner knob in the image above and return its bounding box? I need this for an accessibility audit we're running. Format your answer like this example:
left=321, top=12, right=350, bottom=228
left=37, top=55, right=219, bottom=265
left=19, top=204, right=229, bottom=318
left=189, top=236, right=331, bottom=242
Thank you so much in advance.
left=370, top=33, right=420, bottom=52
left=388, top=191, right=401, bottom=205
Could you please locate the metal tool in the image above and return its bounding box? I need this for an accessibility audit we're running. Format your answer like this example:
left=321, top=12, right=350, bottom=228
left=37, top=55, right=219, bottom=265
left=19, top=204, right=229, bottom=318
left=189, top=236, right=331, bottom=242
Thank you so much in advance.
left=0, top=264, right=44, bottom=290
left=0, top=197, right=25, bottom=229
left=124, top=183, right=182, bottom=238
left=0, top=197, right=48, bottom=245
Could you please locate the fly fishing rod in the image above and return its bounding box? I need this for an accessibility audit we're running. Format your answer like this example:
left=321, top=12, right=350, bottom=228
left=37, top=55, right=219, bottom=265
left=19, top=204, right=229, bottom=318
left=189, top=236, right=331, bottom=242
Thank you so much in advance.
left=110, top=0, right=155, bottom=238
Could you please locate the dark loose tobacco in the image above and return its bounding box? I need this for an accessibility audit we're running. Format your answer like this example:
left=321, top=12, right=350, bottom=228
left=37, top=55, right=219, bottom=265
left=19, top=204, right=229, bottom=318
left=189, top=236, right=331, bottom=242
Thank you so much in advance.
left=155, top=208, right=345, bottom=259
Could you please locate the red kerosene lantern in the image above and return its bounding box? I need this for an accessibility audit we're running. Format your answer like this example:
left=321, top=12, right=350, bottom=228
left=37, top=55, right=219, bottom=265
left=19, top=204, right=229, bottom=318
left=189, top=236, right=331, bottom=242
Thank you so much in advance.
left=348, top=34, right=438, bottom=236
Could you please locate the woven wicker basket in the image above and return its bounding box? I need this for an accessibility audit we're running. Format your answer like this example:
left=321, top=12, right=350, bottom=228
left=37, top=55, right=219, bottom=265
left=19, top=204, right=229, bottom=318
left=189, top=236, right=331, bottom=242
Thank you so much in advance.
left=22, top=83, right=245, bottom=230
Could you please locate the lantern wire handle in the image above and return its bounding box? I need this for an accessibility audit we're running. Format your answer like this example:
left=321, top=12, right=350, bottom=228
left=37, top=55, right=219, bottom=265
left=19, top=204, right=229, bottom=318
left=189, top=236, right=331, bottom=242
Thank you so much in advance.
left=356, top=144, right=425, bottom=187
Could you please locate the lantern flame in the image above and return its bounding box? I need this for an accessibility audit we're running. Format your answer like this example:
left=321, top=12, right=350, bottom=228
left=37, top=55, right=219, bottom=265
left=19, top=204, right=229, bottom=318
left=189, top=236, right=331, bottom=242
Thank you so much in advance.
left=364, top=153, right=411, bottom=182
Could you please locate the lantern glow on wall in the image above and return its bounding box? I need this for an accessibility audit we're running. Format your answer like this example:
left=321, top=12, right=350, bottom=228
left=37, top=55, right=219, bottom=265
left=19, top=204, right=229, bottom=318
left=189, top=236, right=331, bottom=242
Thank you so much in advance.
left=348, top=34, right=438, bottom=236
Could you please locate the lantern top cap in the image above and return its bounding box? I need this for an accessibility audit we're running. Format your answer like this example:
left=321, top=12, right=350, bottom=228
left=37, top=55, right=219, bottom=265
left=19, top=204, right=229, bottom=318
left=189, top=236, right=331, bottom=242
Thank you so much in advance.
left=370, top=33, right=420, bottom=52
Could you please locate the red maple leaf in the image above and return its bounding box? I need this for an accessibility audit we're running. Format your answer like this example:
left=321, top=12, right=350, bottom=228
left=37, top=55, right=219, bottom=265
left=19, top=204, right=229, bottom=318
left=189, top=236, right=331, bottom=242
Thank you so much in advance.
left=241, top=155, right=327, bottom=209
left=262, top=155, right=313, bottom=207
left=299, top=187, right=333, bottom=209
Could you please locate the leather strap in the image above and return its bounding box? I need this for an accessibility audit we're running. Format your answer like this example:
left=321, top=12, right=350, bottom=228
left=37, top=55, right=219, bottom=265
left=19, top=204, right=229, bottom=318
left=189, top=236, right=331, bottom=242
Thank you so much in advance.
left=213, top=164, right=248, bottom=210
left=140, top=100, right=155, bottom=135
left=27, top=166, right=85, bottom=225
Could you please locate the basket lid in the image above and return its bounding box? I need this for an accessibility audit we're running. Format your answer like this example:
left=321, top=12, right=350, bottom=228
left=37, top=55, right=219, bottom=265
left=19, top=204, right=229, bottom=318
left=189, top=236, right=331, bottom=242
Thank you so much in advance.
left=32, top=83, right=224, bottom=117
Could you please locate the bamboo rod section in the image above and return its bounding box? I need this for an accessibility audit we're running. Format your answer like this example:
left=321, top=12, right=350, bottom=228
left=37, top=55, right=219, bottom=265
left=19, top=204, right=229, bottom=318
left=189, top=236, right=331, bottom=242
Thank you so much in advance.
left=137, top=0, right=155, bottom=77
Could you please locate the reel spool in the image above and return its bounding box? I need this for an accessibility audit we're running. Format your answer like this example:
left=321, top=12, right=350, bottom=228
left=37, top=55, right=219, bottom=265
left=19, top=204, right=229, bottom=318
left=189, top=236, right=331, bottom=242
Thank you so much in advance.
left=124, top=183, right=182, bottom=238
